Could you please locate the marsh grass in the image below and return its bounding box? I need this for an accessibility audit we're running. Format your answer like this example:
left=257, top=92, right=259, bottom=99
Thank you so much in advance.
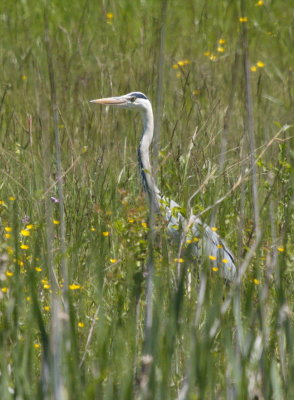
left=0, top=0, right=293, bottom=399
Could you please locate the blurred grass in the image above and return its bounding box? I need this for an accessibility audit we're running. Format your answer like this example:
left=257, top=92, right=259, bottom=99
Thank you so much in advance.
left=0, top=0, right=293, bottom=399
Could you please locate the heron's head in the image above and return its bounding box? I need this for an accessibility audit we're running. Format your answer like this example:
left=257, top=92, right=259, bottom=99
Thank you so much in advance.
left=90, top=92, right=150, bottom=111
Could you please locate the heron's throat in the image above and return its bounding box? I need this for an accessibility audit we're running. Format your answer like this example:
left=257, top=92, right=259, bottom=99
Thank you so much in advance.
left=138, top=106, right=160, bottom=210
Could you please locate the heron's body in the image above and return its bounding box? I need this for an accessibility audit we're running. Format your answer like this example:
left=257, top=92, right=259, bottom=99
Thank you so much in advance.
left=91, top=92, right=236, bottom=281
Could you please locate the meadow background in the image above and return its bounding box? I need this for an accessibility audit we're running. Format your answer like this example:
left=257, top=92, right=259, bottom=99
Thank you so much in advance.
left=0, top=0, right=293, bottom=399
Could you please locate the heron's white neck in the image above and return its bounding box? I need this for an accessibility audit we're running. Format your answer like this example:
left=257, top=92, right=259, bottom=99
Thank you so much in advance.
left=138, top=102, right=160, bottom=211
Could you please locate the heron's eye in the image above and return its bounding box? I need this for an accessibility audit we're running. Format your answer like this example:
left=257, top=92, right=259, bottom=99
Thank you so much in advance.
left=130, top=96, right=136, bottom=103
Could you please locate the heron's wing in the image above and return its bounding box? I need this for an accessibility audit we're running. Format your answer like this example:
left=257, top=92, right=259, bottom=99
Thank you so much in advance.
left=159, top=195, right=236, bottom=281
left=190, top=217, right=236, bottom=281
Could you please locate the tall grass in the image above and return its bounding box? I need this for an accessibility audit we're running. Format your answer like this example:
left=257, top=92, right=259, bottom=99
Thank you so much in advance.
left=0, top=0, right=293, bottom=398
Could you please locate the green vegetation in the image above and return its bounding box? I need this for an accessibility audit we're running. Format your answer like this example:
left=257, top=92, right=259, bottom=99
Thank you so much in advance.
left=0, top=0, right=293, bottom=398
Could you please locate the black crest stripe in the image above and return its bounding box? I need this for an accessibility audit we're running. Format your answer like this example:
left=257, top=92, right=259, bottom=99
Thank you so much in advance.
left=130, top=92, right=148, bottom=100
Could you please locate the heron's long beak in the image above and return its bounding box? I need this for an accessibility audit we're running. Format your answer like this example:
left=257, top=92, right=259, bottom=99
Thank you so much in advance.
left=90, top=96, right=126, bottom=105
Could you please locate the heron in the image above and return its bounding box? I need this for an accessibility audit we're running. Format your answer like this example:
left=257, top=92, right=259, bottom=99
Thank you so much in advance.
left=90, top=92, right=236, bottom=281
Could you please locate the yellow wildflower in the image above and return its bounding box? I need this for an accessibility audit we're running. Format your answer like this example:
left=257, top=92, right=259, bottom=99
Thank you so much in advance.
left=90, top=227, right=96, bottom=231
left=4, top=234, right=11, bottom=239
left=193, top=237, right=199, bottom=242
left=8, top=196, right=16, bottom=201
left=203, top=51, right=211, bottom=56
left=209, top=54, right=217, bottom=61
left=20, top=229, right=30, bottom=237
left=217, top=244, right=223, bottom=248
left=102, top=231, right=109, bottom=237
left=43, top=284, right=51, bottom=289
left=222, top=259, right=228, bottom=264
left=69, top=284, right=81, bottom=290
left=176, top=60, right=190, bottom=67
left=0, top=201, right=5, bottom=205
left=26, top=224, right=34, bottom=230
left=43, top=306, right=50, bottom=311
left=217, top=46, right=225, bottom=53
left=172, top=64, right=179, bottom=69
left=53, top=219, right=60, bottom=225
left=21, top=75, right=27, bottom=81
left=211, top=227, right=218, bottom=232
left=209, top=255, right=217, bottom=261
left=250, top=66, right=257, bottom=72
left=186, top=239, right=192, bottom=244
left=1, top=287, right=8, bottom=293
left=35, top=267, right=42, bottom=272
left=6, top=271, right=13, bottom=277
left=277, top=247, right=284, bottom=252
left=20, top=244, right=29, bottom=250
left=26, top=296, right=31, bottom=302
left=128, top=218, right=134, bottom=223
left=239, top=17, right=248, bottom=22
left=174, top=258, right=184, bottom=263
left=218, top=39, right=225, bottom=44
left=141, top=222, right=148, bottom=228
left=34, top=343, right=40, bottom=349
left=255, top=0, right=264, bottom=5
left=5, top=227, right=12, bottom=232
left=110, top=259, right=118, bottom=263
left=106, top=12, right=113, bottom=19
left=212, top=267, right=219, bottom=272
left=256, top=61, right=265, bottom=68
left=78, top=322, right=85, bottom=328
left=253, top=278, right=260, bottom=285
